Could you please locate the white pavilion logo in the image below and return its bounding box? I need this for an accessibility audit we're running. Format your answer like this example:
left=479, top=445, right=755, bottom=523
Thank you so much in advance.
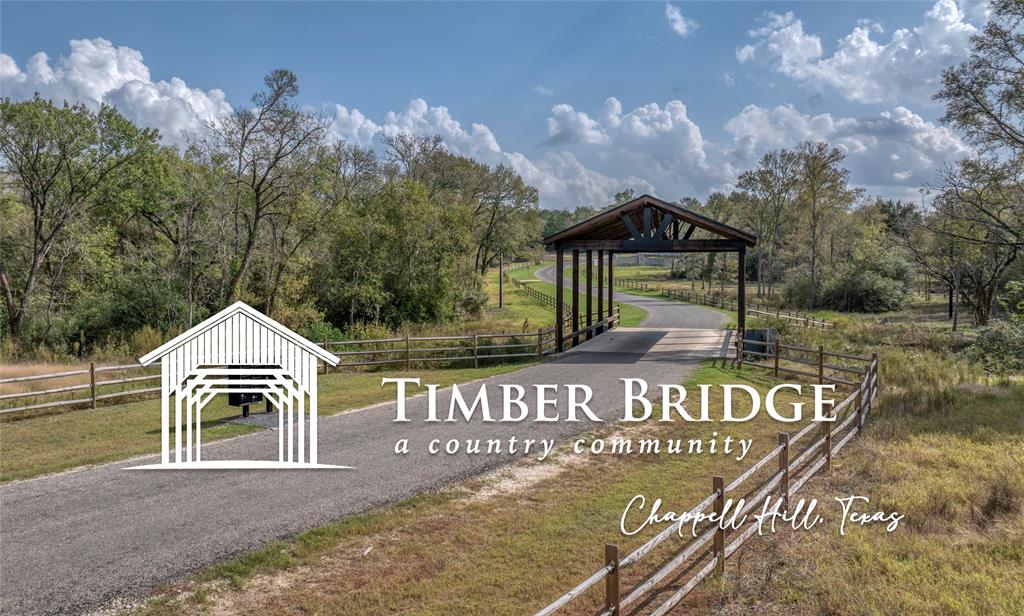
left=130, top=302, right=346, bottom=470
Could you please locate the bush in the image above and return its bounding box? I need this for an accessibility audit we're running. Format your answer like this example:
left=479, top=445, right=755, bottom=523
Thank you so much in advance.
left=305, top=320, right=346, bottom=345
left=820, top=269, right=907, bottom=313
left=783, top=276, right=815, bottom=309
left=999, top=281, right=1024, bottom=318
left=964, top=320, right=1024, bottom=374
left=784, top=262, right=910, bottom=313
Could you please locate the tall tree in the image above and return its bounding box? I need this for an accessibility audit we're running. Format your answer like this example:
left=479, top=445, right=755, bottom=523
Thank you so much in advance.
left=0, top=97, right=157, bottom=342
left=738, top=150, right=799, bottom=296
left=796, top=141, right=856, bottom=308
left=472, top=164, right=539, bottom=275
left=935, top=0, right=1023, bottom=249
left=209, top=69, right=329, bottom=305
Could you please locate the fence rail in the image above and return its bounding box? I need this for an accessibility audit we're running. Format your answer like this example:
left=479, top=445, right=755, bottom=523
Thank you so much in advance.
left=1, top=271, right=620, bottom=418
left=0, top=330, right=547, bottom=416
left=653, top=285, right=833, bottom=329
left=535, top=342, right=878, bottom=616
left=552, top=273, right=833, bottom=329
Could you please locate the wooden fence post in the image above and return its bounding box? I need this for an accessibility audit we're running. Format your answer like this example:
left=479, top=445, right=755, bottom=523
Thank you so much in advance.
left=855, top=385, right=864, bottom=429
left=871, top=352, right=879, bottom=394
left=537, top=329, right=544, bottom=359
left=605, top=543, right=620, bottom=616
left=824, top=417, right=833, bottom=472
left=778, top=432, right=790, bottom=511
left=713, top=476, right=725, bottom=576
left=773, top=338, right=780, bottom=378
left=818, top=345, right=825, bottom=384
left=405, top=334, right=411, bottom=370
left=473, top=333, right=479, bottom=368
left=89, top=362, right=97, bottom=409
left=868, top=353, right=878, bottom=417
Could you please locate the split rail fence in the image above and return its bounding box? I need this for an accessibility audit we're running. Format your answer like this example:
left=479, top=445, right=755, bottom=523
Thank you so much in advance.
left=1, top=276, right=619, bottom=417
left=535, top=340, right=878, bottom=616
left=662, top=286, right=832, bottom=329
left=537, top=265, right=832, bottom=330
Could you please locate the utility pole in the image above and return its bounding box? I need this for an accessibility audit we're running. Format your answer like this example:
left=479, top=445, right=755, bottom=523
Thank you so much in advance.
left=498, top=253, right=504, bottom=308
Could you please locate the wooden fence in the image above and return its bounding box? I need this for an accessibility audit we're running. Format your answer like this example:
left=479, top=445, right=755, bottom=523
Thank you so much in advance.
left=0, top=363, right=162, bottom=415
left=0, top=304, right=620, bottom=418
left=535, top=341, right=878, bottom=616
left=648, top=283, right=833, bottom=329
left=508, top=275, right=561, bottom=310
left=538, top=270, right=832, bottom=330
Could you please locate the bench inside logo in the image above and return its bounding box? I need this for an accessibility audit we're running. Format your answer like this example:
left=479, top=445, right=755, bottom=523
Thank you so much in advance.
left=129, top=302, right=347, bottom=469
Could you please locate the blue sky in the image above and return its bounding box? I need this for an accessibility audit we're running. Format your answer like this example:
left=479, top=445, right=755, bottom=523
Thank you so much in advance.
left=0, top=1, right=990, bottom=208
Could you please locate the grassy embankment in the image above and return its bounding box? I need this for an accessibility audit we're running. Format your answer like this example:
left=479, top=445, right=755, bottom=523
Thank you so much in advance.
left=707, top=315, right=1023, bottom=615
left=141, top=300, right=1023, bottom=615
left=0, top=268, right=553, bottom=483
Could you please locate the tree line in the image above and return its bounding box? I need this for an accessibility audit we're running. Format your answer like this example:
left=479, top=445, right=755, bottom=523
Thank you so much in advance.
left=2, top=1, right=1019, bottom=358
left=0, top=70, right=539, bottom=355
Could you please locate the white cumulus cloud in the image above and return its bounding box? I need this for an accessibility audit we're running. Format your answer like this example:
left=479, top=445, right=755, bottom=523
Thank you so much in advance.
left=329, top=98, right=642, bottom=209
left=723, top=103, right=971, bottom=192
left=544, top=97, right=727, bottom=197
left=737, top=0, right=978, bottom=105
left=0, top=38, right=231, bottom=145
left=665, top=3, right=699, bottom=37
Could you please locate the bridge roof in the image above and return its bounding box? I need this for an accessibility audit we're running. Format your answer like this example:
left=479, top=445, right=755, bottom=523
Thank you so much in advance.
left=543, top=194, right=756, bottom=250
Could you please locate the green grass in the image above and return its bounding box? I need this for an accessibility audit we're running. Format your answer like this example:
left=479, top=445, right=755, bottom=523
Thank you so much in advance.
left=722, top=379, right=1024, bottom=615
left=138, top=363, right=819, bottom=615
left=507, top=263, right=648, bottom=327
left=476, top=265, right=557, bottom=331
left=0, top=364, right=530, bottom=483
left=694, top=310, right=1023, bottom=615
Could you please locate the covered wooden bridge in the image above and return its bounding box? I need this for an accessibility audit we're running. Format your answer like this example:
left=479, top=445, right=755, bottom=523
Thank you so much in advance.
left=542, top=194, right=757, bottom=352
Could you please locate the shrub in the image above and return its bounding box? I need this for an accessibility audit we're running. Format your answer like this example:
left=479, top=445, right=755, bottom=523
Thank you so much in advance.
left=820, top=269, right=907, bottom=313
left=783, top=276, right=815, bottom=309
left=999, top=280, right=1024, bottom=318
left=305, top=320, right=346, bottom=345
left=964, top=320, right=1024, bottom=374
left=784, top=265, right=910, bottom=313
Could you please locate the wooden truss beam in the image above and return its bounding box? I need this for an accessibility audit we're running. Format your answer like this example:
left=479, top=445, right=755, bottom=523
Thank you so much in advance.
left=553, top=239, right=746, bottom=253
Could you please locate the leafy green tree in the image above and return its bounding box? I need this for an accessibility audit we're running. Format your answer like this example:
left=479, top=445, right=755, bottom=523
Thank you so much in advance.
left=0, top=96, right=157, bottom=343
left=738, top=150, right=799, bottom=296
left=935, top=0, right=1023, bottom=250
left=208, top=69, right=330, bottom=305
left=796, top=141, right=858, bottom=308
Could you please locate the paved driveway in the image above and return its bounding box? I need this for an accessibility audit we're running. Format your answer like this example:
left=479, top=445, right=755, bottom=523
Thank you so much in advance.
left=534, top=265, right=728, bottom=330
left=0, top=281, right=729, bottom=615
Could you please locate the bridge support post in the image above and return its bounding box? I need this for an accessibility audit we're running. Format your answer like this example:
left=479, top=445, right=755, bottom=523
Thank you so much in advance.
left=737, top=245, right=747, bottom=336
left=607, top=251, right=614, bottom=328
left=571, top=250, right=580, bottom=347
left=597, top=250, right=605, bottom=334
left=585, top=249, right=593, bottom=340
left=556, top=250, right=565, bottom=353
